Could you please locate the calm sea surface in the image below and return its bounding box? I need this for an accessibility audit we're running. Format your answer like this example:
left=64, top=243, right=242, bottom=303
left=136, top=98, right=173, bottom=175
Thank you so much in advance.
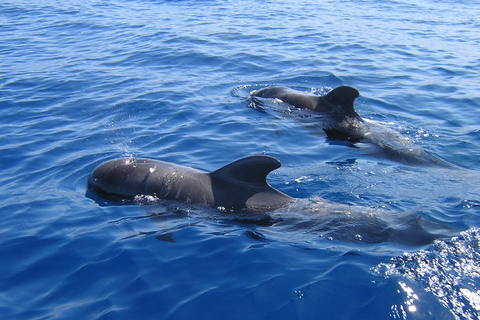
left=1, top=0, right=480, bottom=319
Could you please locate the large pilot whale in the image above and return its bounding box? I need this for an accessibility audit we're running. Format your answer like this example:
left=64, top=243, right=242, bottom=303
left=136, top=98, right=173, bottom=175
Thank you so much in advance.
left=87, top=155, right=293, bottom=212
left=87, top=155, right=459, bottom=245
left=251, top=86, right=451, bottom=167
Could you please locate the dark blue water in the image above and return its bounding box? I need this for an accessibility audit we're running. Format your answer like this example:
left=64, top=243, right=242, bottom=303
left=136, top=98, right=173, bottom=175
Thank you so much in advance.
left=1, top=0, right=480, bottom=319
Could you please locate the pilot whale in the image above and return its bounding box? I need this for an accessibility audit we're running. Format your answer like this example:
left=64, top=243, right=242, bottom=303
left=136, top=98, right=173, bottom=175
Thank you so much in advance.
left=87, top=155, right=293, bottom=212
left=87, top=155, right=459, bottom=245
left=252, top=85, right=451, bottom=167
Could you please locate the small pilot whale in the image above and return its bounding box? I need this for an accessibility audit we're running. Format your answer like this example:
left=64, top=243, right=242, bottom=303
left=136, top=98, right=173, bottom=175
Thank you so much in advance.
left=252, top=85, right=451, bottom=167
left=87, top=155, right=293, bottom=212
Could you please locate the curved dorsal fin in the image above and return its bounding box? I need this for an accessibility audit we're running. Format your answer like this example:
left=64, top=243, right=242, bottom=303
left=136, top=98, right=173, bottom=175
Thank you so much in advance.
left=323, top=86, right=360, bottom=118
left=210, top=155, right=281, bottom=186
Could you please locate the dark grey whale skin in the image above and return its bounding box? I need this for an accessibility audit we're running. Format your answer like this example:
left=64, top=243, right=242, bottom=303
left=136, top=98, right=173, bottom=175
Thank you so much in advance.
left=252, top=85, right=452, bottom=167
left=87, top=155, right=293, bottom=212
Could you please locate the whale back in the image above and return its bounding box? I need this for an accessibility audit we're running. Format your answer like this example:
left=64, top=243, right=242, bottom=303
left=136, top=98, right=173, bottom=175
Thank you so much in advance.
left=253, top=86, right=319, bottom=110
left=253, top=85, right=360, bottom=120
left=209, top=155, right=292, bottom=211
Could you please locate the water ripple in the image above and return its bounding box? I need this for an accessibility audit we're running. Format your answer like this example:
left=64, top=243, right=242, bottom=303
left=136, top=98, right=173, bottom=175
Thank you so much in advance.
left=1, top=0, right=480, bottom=319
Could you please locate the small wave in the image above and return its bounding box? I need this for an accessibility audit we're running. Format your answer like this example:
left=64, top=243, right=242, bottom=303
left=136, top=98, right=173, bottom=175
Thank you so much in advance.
left=372, top=228, right=480, bottom=320
left=230, top=84, right=269, bottom=100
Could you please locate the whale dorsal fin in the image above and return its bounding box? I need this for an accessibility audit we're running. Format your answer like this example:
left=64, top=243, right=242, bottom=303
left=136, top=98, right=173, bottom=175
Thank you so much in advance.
left=210, top=155, right=281, bottom=187
left=323, top=86, right=360, bottom=118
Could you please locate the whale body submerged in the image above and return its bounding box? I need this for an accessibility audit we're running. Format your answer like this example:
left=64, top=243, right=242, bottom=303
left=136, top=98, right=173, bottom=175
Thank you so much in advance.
left=87, top=155, right=293, bottom=212
left=251, top=86, right=451, bottom=167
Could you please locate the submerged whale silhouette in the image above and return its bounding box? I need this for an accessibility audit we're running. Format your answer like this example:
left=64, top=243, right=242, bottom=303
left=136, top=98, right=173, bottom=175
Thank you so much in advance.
left=87, top=155, right=293, bottom=212
left=252, top=86, right=451, bottom=167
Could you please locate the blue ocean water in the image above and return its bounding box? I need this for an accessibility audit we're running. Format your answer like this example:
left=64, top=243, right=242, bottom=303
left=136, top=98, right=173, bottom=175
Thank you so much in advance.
left=1, top=0, right=480, bottom=319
